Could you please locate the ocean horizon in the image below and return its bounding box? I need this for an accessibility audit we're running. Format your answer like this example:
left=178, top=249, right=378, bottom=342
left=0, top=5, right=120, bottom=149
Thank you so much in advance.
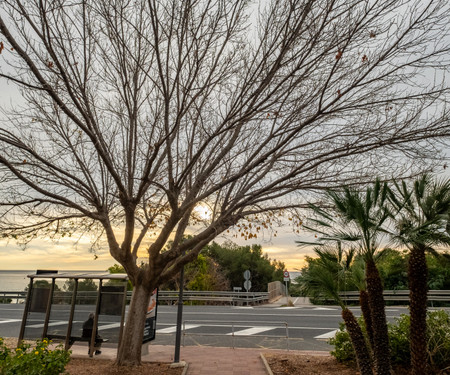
left=0, top=270, right=106, bottom=291
left=0, top=269, right=301, bottom=292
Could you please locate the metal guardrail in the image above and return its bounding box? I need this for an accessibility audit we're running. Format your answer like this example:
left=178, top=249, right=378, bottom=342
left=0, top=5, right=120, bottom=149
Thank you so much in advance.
left=181, top=319, right=290, bottom=350
left=3, top=289, right=449, bottom=305
left=339, top=290, right=450, bottom=303
left=154, top=291, right=269, bottom=305
left=0, top=291, right=27, bottom=303
left=0, top=290, right=270, bottom=305
left=3, top=289, right=450, bottom=305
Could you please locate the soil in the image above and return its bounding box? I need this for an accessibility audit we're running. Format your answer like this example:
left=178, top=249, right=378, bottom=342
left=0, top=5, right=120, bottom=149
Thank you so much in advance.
left=66, top=354, right=359, bottom=375
left=2, top=336, right=357, bottom=375
left=5, top=337, right=442, bottom=375
left=264, top=353, right=360, bottom=375
left=65, top=358, right=183, bottom=375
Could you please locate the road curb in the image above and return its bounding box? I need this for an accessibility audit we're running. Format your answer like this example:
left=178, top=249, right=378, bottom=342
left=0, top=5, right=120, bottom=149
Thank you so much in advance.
left=260, top=353, right=273, bottom=375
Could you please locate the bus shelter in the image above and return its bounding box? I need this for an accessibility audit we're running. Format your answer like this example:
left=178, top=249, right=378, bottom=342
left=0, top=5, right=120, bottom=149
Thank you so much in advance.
left=18, top=270, right=129, bottom=357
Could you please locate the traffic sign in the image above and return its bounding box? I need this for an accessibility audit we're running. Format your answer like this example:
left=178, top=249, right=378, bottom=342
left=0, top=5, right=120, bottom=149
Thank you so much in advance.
left=243, top=270, right=251, bottom=280
left=244, top=279, right=252, bottom=291
left=283, top=270, right=290, bottom=282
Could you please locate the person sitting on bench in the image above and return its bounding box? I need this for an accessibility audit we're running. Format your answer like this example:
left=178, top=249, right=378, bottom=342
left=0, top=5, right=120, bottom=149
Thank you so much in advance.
left=82, top=313, right=102, bottom=355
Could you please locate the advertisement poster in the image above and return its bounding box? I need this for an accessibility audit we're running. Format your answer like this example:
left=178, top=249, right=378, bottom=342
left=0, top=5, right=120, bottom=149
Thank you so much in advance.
left=142, top=288, right=158, bottom=343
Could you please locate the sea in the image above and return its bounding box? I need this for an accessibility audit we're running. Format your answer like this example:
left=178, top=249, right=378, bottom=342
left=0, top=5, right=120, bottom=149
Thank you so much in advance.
left=0, top=270, right=33, bottom=291
left=0, top=270, right=302, bottom=292
left=0, top=270, right=104, bottom=292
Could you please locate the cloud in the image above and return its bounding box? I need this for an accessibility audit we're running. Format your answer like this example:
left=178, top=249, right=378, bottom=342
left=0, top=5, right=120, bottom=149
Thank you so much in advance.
left=0, top=237, right=112, bottom=271
left=0, top=220, right=316, bottom=271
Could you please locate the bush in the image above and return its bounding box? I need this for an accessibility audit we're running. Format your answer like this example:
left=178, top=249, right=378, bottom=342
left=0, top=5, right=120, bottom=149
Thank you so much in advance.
left=329, top=310, right=450, bottom=371
left=0, top=337, right=71, bottom=375
left=329, top=322, right=358, bottom=364
left=387, top=314, right=410, bottom=365
left=427, top=310, right=450, bottom=369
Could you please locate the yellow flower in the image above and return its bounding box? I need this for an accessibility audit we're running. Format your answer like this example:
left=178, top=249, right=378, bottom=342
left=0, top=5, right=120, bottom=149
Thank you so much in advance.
left=16, top=348, right=21, bottom=352
left=35, top=351, right=39, bottom=355
left=43, top=339, right=48, bottom=344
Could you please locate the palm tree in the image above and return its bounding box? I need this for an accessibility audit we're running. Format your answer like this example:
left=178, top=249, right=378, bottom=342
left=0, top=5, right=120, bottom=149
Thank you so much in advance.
left=389, top=175, right=450, bottom=375
left=297, top=245, right=374, bottom=375
left=350, top=256, right=375, bottom=353
left=302, top=179, right=393, bottom=375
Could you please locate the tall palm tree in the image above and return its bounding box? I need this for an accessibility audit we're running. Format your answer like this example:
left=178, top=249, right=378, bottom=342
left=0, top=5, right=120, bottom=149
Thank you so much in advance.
left=389, top=175, right=450, bottom=375
left=302, top=179, right=393, bottom=375
left=297, top=245, right=374, bottom=375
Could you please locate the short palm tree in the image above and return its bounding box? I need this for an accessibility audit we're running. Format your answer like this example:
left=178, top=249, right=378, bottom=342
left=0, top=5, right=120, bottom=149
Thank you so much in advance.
left=301, top=179, right=393, bottom=375
left=349, top=255, right=375, bottom=352
left=297, top=244, right=374, bottom=375
left=389, top=175, right=450, bottom=375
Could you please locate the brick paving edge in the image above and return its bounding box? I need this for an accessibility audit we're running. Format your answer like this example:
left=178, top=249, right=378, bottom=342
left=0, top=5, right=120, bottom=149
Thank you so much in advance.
left=260, top=353, right=273, bottom=375
left=181, top=362, right=189, bottom=375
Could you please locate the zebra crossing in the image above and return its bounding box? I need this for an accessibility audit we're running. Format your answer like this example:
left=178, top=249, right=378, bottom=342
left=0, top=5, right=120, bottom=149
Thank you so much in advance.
left=155, top=322, right=337, bottom=340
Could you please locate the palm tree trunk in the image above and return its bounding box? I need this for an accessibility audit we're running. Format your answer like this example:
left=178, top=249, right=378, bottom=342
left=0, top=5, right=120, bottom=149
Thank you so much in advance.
left=409, top=245, right=429, bottom=375
left=342, top=308, right=374, bottom=375
left=365, top=259, right=392, bottom=375
left=359, top=289, right=375, bottom=352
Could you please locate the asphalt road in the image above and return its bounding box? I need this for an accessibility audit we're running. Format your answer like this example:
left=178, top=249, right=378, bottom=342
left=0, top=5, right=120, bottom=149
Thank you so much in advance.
left=0, top=303, right=416, bottom=351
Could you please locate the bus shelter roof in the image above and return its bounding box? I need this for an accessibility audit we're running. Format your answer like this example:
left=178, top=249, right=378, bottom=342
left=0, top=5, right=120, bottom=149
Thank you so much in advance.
left=27, top=271, right=128, bottom=281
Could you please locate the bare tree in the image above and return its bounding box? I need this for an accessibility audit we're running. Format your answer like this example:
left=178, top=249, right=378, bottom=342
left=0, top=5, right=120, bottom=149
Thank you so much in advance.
left=1, top=0, right=450, bottom=365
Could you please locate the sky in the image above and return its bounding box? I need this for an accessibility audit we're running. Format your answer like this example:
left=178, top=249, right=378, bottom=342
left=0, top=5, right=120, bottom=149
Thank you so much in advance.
left=1, top=1, right=450, bottom=273
left=0, top=225, right=310, bottom=271
left=0, top=2, right=314, bottom=273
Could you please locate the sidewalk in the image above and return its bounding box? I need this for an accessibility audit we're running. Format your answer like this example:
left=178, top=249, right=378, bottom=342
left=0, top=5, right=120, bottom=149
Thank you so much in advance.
left=70, top=343, right=328, bottom=375
left=71, top=344, right=267, bottom=374
left=68, top=297, right=315, bottom=374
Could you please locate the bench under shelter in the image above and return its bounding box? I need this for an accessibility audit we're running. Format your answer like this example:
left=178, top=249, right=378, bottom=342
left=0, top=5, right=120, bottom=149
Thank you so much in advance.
left=18, top=270, right=129, bottom=357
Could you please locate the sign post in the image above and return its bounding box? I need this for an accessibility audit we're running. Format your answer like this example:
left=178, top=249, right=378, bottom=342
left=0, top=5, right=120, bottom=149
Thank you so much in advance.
left=243, top=270, right=251, bottom=306
left=283, top=270, right=290, bottom=297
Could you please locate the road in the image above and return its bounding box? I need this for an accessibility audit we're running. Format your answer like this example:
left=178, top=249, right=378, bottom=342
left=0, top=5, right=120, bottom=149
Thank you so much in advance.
left=0, top=303, right=415, bottom=351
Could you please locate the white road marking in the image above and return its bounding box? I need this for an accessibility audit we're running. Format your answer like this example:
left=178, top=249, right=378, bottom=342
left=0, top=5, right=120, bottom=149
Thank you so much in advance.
left=27, top=321, right=67, bottom=328
left=97, top=323, right=121, bottom=330
left=312, top=307, right=337, bottom=311
left=228, top=326, right=275, bottom=336
left=290, top=326, right=337, bottom=330
left=0, top=319, right=21, bottom=324
left=314, top=330, right=338, bottom=339
left=157, top=324, right=200, bottom=333
left=276, top=307, right=297, bottom=309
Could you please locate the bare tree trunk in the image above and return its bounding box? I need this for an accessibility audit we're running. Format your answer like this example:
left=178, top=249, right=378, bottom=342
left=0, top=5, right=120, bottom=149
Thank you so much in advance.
left=342, top=308, right=374, bottom=375
left=360, top=289, right=375, bottom=353
left=365, top=259, right=392, bottom=375
left=116, top=283, right=152, bottom=366
left=409, top=245, right=429, bottom=375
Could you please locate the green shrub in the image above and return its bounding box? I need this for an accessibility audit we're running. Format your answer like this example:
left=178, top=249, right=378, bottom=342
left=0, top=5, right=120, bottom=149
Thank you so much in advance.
left=426, top=310, right=450, bottom=369
left=0, top=337, right=71, bottom=375
left=329, top=322, right=358, bottom=364
left=329, top=310, right=450, bottom=371
left=387, top=314, right=410, bottom=365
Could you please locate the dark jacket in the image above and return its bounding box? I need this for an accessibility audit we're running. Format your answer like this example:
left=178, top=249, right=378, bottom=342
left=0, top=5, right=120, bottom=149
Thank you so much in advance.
left=82, top=317, right=101, bottom=341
